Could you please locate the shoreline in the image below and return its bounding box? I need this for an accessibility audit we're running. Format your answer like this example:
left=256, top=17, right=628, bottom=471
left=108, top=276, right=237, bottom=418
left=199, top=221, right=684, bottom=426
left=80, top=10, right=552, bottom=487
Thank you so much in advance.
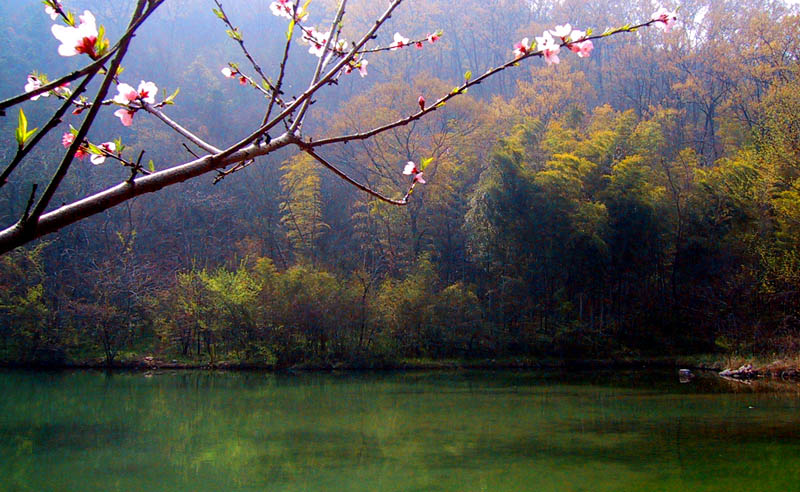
left=1, top=355, right=798, bottom=378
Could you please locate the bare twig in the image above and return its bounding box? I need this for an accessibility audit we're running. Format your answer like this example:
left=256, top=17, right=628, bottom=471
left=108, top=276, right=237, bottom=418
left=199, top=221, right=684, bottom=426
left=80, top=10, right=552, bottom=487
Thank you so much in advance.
left=142, top=103, right=221, bottom=154
left=297, top=139, right=408, bottom=206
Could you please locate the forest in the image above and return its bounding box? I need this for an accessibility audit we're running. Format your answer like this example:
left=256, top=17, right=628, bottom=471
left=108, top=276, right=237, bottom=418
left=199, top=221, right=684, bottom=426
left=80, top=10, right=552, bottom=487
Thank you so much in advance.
left=1, top=0, right=799, bottom=368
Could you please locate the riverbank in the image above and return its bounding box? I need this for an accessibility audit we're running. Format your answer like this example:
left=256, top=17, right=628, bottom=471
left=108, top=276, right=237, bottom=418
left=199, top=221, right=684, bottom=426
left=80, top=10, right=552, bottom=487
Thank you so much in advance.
left=3, top=353, right=800, bottom=378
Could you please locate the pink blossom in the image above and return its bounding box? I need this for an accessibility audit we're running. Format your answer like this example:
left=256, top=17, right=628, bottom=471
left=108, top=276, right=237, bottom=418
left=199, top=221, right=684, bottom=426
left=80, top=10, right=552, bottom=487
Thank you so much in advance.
left=113, top=81, right=158, bottom=105
left=51, top=10, right=98, bottom=58
left=567, top=31, right=593, bottom=58
left=569, top=39, right=594, bottom=58
left=427, top=33, right=440, bottom=44
left=569, top=29, right=586, bottom=42
left=535, top=31, right=560, bottom=65
left=302, top=28, right=329, bottom=57
left=62, top=132, right=75, bottom=148
left=45, top=2, right=61, bottom=20
left=24, top=75, right=49, bottom=101
left=269, top=0, right=307, bottom=21
left=239, top=76, right=247, bottom=85
left=221, top=67, right=236, bottom=78
left=62, top=132, right=87, bottom=159
left=651, top=7, right=678, bottom=33
left=114, top=108, right=134, bottom=127
left=418, top=95, right=426, bottom=111
left=513, top=37, right=529, bottom=59
left=90, top=141, right=116, bottom=165
left=358, top=59, right=368, bottom=77
left=403, top=161, right=426, bottom=184
left=269, top=0, right=293, bottom=19
left=389, top=32, right=409, bottom=50
left=333, top=38, right=348, bottom=54
left=136, top=81, right=157, bottom=104
left=54, top=82, right=71, bottom=96
left=550, top=24, right=572, bottom=39
left=113, top=83, right=139, bottom=105
left=415, top=41, right=424, bottom=49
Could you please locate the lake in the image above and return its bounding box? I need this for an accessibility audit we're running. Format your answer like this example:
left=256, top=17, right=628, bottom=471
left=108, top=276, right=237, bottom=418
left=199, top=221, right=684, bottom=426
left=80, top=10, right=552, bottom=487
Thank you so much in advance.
left=1, top=369, right=799, bottom=491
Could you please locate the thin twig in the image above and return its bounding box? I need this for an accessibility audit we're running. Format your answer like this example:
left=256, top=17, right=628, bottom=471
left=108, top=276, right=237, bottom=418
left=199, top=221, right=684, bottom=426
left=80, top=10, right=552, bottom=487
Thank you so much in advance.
left=290, top=0, right=349, bottom=132
left=22, top=184, right=39, bottom=222
left=298, top=140, right=408, bottom=206
left=142, top=103, right=221, bottom=154
left=213, top=1, right=276, bottom=92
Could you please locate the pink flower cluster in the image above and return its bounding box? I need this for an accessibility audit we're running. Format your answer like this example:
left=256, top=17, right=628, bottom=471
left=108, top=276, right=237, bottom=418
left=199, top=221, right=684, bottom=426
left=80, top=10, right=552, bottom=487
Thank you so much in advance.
left=403, top=161, right=426, bottom=184
left=24, top=75, right=71, bottom=101
left=269, top=0, right=307, bottom=22
left=61, top=133, right=117, bottom=165
left=113, top=81, right=158, bottom=126
left=513, top=24, right=593, bottom=65
left=301, top=27, right=331, bottom=57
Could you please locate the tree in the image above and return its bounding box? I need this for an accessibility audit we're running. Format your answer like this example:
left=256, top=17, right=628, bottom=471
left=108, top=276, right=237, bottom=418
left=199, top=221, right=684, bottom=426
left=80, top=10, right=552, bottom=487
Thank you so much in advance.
left=0, top=0, right=676, bottom=254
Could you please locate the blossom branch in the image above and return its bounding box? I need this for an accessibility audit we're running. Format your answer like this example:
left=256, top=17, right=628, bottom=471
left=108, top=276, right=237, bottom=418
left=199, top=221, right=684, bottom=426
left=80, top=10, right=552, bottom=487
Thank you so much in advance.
left=212, top=0, right=405, bottom=162
left=0, top=133, right=294, bottom=254
left=0, top=73, right=97, bottom=189
left=309, top=19, right=661, bottom=148
left=0, top=0, right=164, bottom=114
left=26, top=0, right=150, bottom=226
left=213, top=0, right=278, bottom=94
left=290, top=0, right=350, bottom=132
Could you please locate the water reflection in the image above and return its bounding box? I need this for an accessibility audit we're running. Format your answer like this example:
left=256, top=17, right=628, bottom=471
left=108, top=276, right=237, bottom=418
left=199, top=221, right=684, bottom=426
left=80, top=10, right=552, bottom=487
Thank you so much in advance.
left=1, top=369, right=800, bottom=491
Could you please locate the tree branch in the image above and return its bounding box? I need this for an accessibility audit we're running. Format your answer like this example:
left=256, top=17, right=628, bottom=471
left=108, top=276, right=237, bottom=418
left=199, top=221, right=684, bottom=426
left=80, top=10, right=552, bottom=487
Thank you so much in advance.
left=141, top=103, right=221, bottom=154
left=0, top=133, right=294, bottom=254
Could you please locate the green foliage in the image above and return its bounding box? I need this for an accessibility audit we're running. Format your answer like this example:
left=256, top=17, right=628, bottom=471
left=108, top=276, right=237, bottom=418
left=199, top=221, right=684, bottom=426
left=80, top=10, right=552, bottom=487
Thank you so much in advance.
left=14, top=109, right=37, bottom=149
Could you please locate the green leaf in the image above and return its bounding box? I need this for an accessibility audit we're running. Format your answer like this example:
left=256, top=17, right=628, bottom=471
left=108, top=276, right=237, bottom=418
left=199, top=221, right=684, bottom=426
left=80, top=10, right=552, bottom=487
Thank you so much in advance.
left=148, top=160, right=155, bottom=172
left=585, top=27, right=593, bottom=36
left=464, top=70, right=472, bottom=81
left=65, top=11, right=75, bottom=26
left=164, top=87, right=180, bottom=104
left=87, top=142, right=103, bottom=155
left=435, top=102, right=446, bottom=108
left=420, top=157, right=434, bottom=170
left=15, top=109, right=37, bottom=148
left=451, top=87, right=460, bottom=95
left=287, top=20, right=295, bottom=40
left=15, top=110, right=26, bottom=147
left=299, top=0, right=313, bottom=18
left=212, top=8, right=225, bottom=20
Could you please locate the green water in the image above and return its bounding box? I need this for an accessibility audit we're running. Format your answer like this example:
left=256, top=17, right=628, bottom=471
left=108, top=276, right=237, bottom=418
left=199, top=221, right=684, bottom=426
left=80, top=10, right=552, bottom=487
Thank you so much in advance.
left=1, top=370, right=800, bottom=491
